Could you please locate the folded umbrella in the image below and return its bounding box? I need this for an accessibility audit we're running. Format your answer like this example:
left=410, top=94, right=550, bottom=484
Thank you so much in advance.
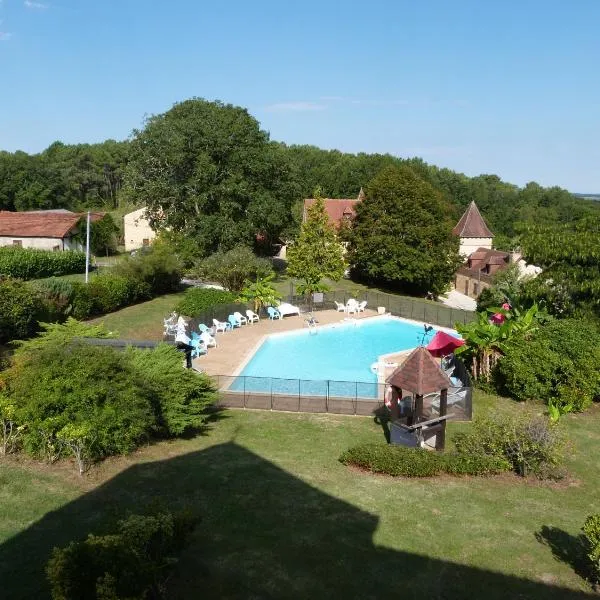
left=426, top=330, right=464, bottom=358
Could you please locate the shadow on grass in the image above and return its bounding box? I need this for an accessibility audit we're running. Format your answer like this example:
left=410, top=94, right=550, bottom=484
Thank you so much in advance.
left=536, top=526, right=595, bottom=584
left=1, top=442, right=595, bottom=599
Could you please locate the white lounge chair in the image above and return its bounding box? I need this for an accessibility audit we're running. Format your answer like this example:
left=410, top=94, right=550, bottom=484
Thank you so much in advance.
left=346, top=299, right=359, bottom=315
left=213, top=318, right=230, bottom=333
left=246, top=309, right=259, bottom=323
left=200, top=331, right=217, bottom=348
left=334, top=301, right=346, bottom=312
left=357, top=300, right=367, bottom=312
left=233, top=311, right=248, bottom=325
left=276, top=302, right=300, bottom=317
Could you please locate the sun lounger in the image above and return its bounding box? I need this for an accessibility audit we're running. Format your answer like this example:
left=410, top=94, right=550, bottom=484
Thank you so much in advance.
left=276, top=302, right=300, bottom=317
left=246, top=309, right=260, bottom=323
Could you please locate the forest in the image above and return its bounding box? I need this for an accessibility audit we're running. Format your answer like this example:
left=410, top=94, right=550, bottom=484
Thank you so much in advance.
left=1, top=104, right=598, bottom=251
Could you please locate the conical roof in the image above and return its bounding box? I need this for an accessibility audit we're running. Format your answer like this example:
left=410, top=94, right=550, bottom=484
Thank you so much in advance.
left=357, top=187, right=366, bottom=202
left=386, top=346, right=452, bottom=396
left=452, top=201, right=493, bottom=238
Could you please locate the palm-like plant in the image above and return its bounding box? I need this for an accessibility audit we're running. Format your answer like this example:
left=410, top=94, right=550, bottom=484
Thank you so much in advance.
left=237, top=273, right=282, bottom=314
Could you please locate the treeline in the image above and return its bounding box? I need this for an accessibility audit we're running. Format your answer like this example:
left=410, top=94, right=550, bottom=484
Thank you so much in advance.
left=1, top=98, right=598, bottom=248
left=0, top=140, right=128, bottom=211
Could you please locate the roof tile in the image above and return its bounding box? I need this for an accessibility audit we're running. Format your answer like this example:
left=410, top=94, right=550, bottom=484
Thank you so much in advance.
left=386, top=346, right=452, bottom=395
left=452, top=201, right=494, bottom=238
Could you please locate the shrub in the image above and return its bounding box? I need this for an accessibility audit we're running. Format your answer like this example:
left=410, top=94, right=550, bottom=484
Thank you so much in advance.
left=87, top=274, right=149, bottom=315
left=126, top=344, right=217, bottom=437
left=339, top=443, right=509, bottom=477
left=494, top=319, right=600, bottom=412
left=195, top=246, right=272, bottom=292
left=1, top=320, right=217, bottom=470
left=31, top=278, right=77, bottom=323
left=90, top=214, right=119, bottom=256
left=0, top=277, right=44, bottom=343
left=46, top=510, right=197, bottom=600
left=583, top=514, right=600, bottom=583
left=114, top=241, right=182, bottom=296
left=0, top=247, right=86, bottom=280
left=453, top=412, right=565, bottom=477
left=175, top=287, right=237, bottom=318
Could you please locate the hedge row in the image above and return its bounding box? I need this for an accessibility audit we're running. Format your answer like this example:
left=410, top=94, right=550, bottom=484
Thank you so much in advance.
left=174, top=287, right=237, bottom=317
left=339, top=443, right=509, bottom=477
left=0, top=247, right=86, bottom=279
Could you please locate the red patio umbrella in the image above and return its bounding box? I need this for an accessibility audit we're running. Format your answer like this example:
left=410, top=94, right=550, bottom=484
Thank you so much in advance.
left=426, top=330, right=464, bottom=358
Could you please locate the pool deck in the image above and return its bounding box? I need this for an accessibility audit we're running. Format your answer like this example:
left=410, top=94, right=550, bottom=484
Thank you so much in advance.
left=192, top=309, right=379, bottom=376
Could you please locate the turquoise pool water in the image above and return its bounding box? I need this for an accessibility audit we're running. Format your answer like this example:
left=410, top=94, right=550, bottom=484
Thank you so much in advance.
left=231, top=317, right=439, bottom=398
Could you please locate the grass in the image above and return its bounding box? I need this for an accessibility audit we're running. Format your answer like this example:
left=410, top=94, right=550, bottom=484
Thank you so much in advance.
left=87, top=290, right=186, bottom=340
left=1, top=393, right=599, bottom=599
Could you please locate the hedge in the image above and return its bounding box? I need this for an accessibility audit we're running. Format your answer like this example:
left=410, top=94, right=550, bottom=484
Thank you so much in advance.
left=339, top=443, right=509, bottom=477
left=0, top=277, right=45, bottom=343
left=175, top=287, right=237, bottom=317
left=0, top=247, right=86, bottom=279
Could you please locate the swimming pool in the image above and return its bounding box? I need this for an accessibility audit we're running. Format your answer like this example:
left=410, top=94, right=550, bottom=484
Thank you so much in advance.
left=230, top=316, right=441, bottom=398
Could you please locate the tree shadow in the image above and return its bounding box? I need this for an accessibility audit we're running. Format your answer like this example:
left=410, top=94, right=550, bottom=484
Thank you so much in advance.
left=1, top=443, right=596, bottom=599
left=373, top=406, right=391, bottom=443
left=536, top=525, right=595, bottom=584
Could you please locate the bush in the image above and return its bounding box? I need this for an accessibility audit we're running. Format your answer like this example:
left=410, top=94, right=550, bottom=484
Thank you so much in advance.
left=46, top=510, right=196, bottom=600
left=195, top=246, right=272, bottom=292
left=175, top=287, right=237, bottom=318
left=31, top=278, right=77, bottom=323
left=494, top=319, right=600, bottom=412
left=114, top=241, right=182, bottom=296
left=583, top=514, right=600, bottom=583
left=90, top=214, right=119, bottom=256
left=0, top=277, right=44, bottom=343
left=0, top=247, right=86, bottom=280
left=339, top=443, right=509, bottom=477
left=87, top=274, right=150, bottom=315
left=1, top=320, right=217, bottom=469
left=453, top=412, right=565, bottom=478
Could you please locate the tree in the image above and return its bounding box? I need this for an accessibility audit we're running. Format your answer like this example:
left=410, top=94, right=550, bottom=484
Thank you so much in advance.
left=124, top=98, right=300, bottom=257
left=237, top=272, right=282, bottom=313
left=347, top=166, right=462, bottom=296
left=286, top=190, right=346, bottom=307
left=90, top=214, right=119, bottom=255
left=195, top=246, right=272, bottom=293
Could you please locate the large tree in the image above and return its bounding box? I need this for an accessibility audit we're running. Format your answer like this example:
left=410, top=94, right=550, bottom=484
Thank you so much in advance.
left=124, top=98, right=299, bottom=257
left=286, top=191, right=346, bottom=305
left=347, top=165, right=462, bottom=296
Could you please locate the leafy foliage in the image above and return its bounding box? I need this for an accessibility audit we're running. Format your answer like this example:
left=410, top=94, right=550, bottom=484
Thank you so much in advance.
left=237, top=272, right=282, bottom=313
left=347, top=165, right=462, bottom=296
left=453, top=413, right=565, bottom=477
left=0, top=247, right=86, bottom=280
left=124, top=98, right=299, bottom=256
left=339, top=443, right=509, bottom=477
left=46, top=510, right=197, bottom=600
left=0, top=277, right=44, bottom=343
left=174, top=287, right=238, bottom=318
left=1, top=320, right=217, bottom=471
left=194, top=246, right=272, bottom=292
left=90, top=214, right=119, bottom=255
left=519, top=218, right=600, bottom=319
left=494, top=319, right=600, bottom=412
left=286, top=191, right=346, bottom=304
left=583, top=514, right=600, bottom=583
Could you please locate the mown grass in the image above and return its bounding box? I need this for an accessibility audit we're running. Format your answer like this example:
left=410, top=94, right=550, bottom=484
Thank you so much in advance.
left=87, top=290, right=186, bottom=340
left=0, top=392, right=598, bottom=598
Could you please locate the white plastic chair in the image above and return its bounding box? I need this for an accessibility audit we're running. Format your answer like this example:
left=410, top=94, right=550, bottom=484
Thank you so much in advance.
left=246, top=309, right=259, bottom=323
left=357, top=300, right=367, bottom=312
left=346, top=299, right=359, bottom=315
left=334, top=301, right=346, bottom=312
left=213, top=318, right=230, bottom=333
left=200, top=331, right=217, bottom=348
left=233, top=311, right=248, bottom=325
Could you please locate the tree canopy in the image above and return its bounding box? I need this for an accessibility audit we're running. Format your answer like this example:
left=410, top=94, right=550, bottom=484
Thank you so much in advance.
left=347, top=165, right=462, bottom=296
left=123, top=98, right=299, bottom=257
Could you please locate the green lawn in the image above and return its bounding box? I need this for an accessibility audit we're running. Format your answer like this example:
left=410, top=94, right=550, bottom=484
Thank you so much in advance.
left=88, top=290, right=186, bottom=340
left=1, top=393, right=598, bottom=598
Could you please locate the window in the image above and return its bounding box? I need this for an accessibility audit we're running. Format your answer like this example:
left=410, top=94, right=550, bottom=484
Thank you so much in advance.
left=12, top=240, right=22, bottom=247
left=53, top=245, right=60, bottom=252
left=142, top=238, right=150, bottom=246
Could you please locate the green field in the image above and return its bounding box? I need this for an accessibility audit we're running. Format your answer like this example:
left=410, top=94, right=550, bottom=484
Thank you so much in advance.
left=0, top=392, right=598, bottom=599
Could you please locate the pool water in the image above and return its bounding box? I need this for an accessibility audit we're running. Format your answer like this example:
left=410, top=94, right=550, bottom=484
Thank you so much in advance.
left=231, top=317, right=439, bottom=398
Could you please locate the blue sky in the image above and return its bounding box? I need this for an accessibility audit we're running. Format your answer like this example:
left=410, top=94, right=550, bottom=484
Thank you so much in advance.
left=1, top=0, right=599, bottom=191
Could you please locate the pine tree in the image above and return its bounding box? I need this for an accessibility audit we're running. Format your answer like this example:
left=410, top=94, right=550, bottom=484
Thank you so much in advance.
left=286, top=189, right=346, bottom=307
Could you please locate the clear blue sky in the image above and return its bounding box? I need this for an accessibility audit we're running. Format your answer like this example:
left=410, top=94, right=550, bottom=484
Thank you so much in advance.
left=1, top=0, right=599, bottom=191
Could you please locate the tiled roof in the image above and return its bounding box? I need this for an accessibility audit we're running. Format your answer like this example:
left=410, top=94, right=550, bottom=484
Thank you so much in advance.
left=303, top=198, right=361, bottom=228
left=0, top=211, right=83, bottom=238
left=452, top=201, right=494, bottom=238
left=386, top=346, right=452, bottom=395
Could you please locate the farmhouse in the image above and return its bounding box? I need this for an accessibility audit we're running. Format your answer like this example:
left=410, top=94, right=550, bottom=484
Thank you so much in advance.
left=452, top=202, right=541, bottom=298
left=123, top=207, right=157, bottom=252
left=0, top=210, right=104, bottom=251
left=302, top=188, right=365, bottom=229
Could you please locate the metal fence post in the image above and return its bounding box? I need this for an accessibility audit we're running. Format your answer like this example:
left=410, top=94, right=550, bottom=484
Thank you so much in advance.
left=243, top=376, right=247, bottom=409
left=270, top=378, right=273, bottom=411
left=298, top=379, right=301, bottom=412
left=326, top=380, right=330, bottom=413
left=354, top=381, right=358, bottom=415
